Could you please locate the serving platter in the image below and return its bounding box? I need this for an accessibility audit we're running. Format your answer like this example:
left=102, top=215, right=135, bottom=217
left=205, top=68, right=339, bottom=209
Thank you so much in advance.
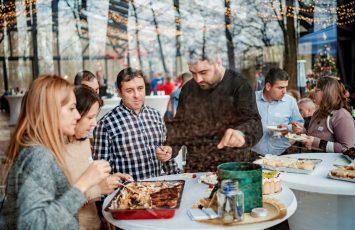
left=194, top=197, right=287, bottom=226
left=328, top=165, right=355, bottom=183
left=328, top=172, right=355, bottom=183
left=254, top=155, right=322, bottom=174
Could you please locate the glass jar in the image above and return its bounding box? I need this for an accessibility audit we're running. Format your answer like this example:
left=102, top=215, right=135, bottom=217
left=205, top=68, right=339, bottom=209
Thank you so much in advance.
left=217, top=179, right=244, bottom=223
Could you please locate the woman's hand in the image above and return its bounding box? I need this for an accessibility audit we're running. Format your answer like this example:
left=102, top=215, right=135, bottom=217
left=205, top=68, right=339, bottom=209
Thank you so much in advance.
left=74, top=160, right=111, bottom=194
left=114, top=172, right=133, bottom=182
left=291, top=121, right=305, bottom=134
left=302, top=135, right=314, bottom=150
left=99, top=173, right=134, bottom=195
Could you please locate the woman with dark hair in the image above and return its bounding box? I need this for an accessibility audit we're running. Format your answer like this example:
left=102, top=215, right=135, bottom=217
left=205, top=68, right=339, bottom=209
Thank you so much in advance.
left=302, top=77, right=355, bottom=152
left=64, top=86, right=132, bottom=229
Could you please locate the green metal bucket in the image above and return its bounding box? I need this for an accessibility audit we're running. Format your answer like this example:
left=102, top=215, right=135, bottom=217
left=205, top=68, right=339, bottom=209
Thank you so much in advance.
left=217, top=162, right=262, bottom=212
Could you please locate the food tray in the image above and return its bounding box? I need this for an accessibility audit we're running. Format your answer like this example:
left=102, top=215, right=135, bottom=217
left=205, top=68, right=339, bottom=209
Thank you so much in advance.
left=328, top=172, right=355, bottom=183
left=254, top=158, right=322, bottom=174
left=104, top=180, right=185, bottom=220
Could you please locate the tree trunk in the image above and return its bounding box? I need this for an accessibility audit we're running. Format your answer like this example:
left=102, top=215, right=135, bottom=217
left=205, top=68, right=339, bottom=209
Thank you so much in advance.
left=283, top=0, right=297, bottom=90
left=173, top=0, right=182, bottom=75
left=126, top=48, right=131, bottom=67
left=130, top=0, right=143, bottom=70
left=224, top=0, right=236, bottom=70
left=150, top=1, right=168, bottom=74
left=272, top=0, right=297, bottom=90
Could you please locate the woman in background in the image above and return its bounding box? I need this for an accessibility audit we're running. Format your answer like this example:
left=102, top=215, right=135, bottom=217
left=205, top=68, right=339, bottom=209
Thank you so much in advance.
left=2, top=75, right=111, bottom=229
left=64, top=85, right=132, bottom=229
left=302, top=77, right=355, bottom=152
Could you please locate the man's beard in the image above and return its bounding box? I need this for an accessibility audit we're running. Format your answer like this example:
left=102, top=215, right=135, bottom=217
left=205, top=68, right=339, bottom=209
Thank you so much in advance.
left=198, top=68, right=222, bottom=90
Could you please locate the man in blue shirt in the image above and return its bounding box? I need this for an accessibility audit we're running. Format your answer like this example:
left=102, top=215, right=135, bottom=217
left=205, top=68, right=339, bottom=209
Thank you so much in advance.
left=252, top=68, right=304, bottom=156
left=165, top=72, right=192, bottom=119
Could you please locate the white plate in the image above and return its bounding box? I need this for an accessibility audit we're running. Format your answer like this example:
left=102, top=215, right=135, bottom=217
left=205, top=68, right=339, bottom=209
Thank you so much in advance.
left=328, top=172, right=355, bottom=183
left=198, top=172, right=218, bottom=185
left=254, top=157, right=322, bottom=174
left=285, top=133, right=308, bottom=142
left=266, top=126, right=287, bottom=132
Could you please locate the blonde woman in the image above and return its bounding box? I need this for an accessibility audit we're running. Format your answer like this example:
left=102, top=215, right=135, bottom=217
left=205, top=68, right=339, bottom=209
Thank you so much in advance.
left=64, top=86, right=132, bottom=229
left=2, top=75, right=111, bottom=229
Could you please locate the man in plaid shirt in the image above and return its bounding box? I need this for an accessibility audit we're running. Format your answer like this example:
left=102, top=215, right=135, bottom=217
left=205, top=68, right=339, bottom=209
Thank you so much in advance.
left=93, top=68, right=179, bottom=180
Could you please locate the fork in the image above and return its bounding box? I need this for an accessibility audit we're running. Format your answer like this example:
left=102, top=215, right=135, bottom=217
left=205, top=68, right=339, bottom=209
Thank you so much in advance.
left=117, top=181, right=137, bottom=193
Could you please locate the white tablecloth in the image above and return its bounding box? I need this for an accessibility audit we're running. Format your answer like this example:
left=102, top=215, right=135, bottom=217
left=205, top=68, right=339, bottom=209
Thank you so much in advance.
left=102, top=173, right=297, bottom=230
left=98, top=95, right=170, bottom=120
left=281, top=153, right=355, bottom=230
left=5, top=95, right=24, bottom=125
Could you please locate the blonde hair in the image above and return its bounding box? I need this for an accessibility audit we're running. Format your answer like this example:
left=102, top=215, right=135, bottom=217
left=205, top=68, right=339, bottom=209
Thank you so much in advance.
left=5, top=75, right=74, bottom=178
left=298, top=98, right=316, bottom=109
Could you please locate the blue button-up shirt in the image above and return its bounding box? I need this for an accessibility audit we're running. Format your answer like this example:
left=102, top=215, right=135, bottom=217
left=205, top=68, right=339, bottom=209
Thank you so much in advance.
left=252, top=90, right=304, bottom=155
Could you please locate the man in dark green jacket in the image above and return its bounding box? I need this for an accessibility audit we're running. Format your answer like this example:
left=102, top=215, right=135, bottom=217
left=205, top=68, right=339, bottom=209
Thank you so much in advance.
left=165, top=47, right=263, bottom=172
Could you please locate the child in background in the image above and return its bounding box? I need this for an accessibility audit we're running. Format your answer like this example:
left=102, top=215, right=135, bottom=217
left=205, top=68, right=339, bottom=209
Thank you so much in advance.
left=298, top=98, right=317, bottom=129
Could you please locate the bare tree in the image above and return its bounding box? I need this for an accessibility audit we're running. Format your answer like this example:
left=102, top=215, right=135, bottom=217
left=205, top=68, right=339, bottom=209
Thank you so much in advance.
left=270, top=0, right=298, bottom=90
left=150, top=1, right=168, bottom=73
left=225, top=0, right=236, bottom=70
left=130, top=0, right=143, bottom=70
left=173, top=0, right=182, bottom=75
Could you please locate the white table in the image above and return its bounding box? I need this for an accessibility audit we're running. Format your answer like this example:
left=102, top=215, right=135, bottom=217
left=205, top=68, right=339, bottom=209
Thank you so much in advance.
left=103, top=173, right=297, bottom=230
left=98, top=95, right=170, bottom=120
left=144, top=95, right=170, bottom=117
left=281, top=153, right=355, bottom=230
left=5, top=95, right=24, bottom=125
left=102, top=96, right=121, bottom=106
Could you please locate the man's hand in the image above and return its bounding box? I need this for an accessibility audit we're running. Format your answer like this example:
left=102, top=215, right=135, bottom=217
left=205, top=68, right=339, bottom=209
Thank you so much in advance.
left=277, top=124, right=288, bottom=136
left=155, top=145, right=172, bottom=162
left=217, top=128, right=245, bottom=149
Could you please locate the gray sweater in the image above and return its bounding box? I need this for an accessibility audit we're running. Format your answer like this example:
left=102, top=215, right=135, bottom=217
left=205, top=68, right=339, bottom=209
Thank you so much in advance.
left=1, top=146, right=86, bottom=229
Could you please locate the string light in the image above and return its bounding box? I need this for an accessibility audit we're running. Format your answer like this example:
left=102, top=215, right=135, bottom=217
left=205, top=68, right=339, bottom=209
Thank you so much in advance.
left=0, top=0, right=37, bottom=29
left=109, top=10, right=128, bottom=25
left=1, top=0, right=355, bottom=31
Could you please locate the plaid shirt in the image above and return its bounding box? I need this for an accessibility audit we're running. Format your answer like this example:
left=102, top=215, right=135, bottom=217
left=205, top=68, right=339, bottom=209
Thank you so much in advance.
left=93, top=101, right=179, bottom=180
